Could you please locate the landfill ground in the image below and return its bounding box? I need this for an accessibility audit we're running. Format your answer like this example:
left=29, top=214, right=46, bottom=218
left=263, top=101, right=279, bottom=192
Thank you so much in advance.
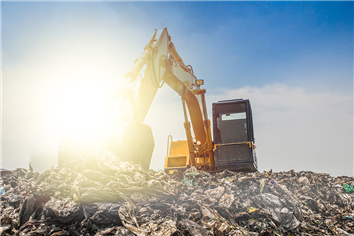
left=1, top=148, right=353, bottom=236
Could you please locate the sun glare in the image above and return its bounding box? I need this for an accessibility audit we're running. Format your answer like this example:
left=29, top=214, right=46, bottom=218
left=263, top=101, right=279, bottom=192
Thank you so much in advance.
left=48, top=42, right=129, bottom=138
left=54, top=74, right=112, bottom=134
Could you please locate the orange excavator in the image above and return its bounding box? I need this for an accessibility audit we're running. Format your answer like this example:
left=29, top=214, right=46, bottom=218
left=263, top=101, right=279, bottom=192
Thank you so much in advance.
left=58, top=28, right=258, bottom=173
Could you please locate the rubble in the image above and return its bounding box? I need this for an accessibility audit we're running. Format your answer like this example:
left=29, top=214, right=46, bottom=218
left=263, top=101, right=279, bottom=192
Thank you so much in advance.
left=1, top=148, right=353, bottom=235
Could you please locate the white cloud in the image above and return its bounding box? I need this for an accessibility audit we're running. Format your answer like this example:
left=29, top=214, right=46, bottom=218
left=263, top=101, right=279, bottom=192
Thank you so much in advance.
left=207, top=84, right=353, bottom=177
left=147, top=84, right=353, bottom=177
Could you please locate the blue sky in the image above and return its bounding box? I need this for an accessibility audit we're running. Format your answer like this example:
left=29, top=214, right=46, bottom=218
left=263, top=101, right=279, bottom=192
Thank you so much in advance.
left=1, top=1, right=353, bottom=176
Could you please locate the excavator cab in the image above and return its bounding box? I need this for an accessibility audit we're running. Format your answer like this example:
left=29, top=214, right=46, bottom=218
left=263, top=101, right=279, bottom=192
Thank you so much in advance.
left=212, top=99, right=258, bottom=172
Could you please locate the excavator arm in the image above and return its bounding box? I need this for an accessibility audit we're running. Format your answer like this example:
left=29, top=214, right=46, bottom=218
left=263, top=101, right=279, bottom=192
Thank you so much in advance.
left=121, top=28, right=215, bottom=172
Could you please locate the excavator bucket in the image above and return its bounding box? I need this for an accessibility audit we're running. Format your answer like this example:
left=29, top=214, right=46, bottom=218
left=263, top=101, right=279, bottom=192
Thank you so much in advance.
left=164, top=140, right=191, bottom=174
left=58, top=121, right=154, bottom=169
left=110, top=121, right=154, bottom=169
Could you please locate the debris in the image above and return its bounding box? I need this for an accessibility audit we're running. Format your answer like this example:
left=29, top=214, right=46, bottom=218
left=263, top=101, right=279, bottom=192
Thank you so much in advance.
left=246, top=207, right=257, bottom=213
left=343, top=183, right=354, bottom=193
left=1, top=148, right=354, bottom=235
left=0, top=186, right=5, bottom=195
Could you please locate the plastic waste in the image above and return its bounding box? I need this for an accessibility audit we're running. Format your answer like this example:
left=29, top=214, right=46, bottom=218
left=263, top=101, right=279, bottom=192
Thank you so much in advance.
left=247, top=207, right=257, bottom=213
left=268, top=179, right=277, bottom=186
left=343, top=215, right=354, bottom=221
left=1, top=148, right=354, bottom=235
left=0, top=186, right=5, bottom=195
left=343, top=183, right=354, bottom=193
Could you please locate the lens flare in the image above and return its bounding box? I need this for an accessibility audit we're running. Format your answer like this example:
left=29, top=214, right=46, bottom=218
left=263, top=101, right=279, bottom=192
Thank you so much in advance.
left=55, top=81, right=110, bottom=134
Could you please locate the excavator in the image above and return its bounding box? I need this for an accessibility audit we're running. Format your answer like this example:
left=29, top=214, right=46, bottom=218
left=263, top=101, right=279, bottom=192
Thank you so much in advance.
left=58, top=28, right=258, bottom=173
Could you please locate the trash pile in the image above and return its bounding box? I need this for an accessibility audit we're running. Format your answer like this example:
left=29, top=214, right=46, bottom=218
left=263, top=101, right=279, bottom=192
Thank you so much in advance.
left=1, top=148, right=354, bottom=236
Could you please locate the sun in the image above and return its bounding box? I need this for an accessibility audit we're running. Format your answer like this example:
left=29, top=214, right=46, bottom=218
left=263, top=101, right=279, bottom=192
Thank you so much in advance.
left=54, top=71, right=115, bottom=135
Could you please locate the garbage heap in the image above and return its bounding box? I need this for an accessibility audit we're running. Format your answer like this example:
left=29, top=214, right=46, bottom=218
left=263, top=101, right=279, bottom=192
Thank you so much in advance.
left=1, top=148, right=353, bottom=236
